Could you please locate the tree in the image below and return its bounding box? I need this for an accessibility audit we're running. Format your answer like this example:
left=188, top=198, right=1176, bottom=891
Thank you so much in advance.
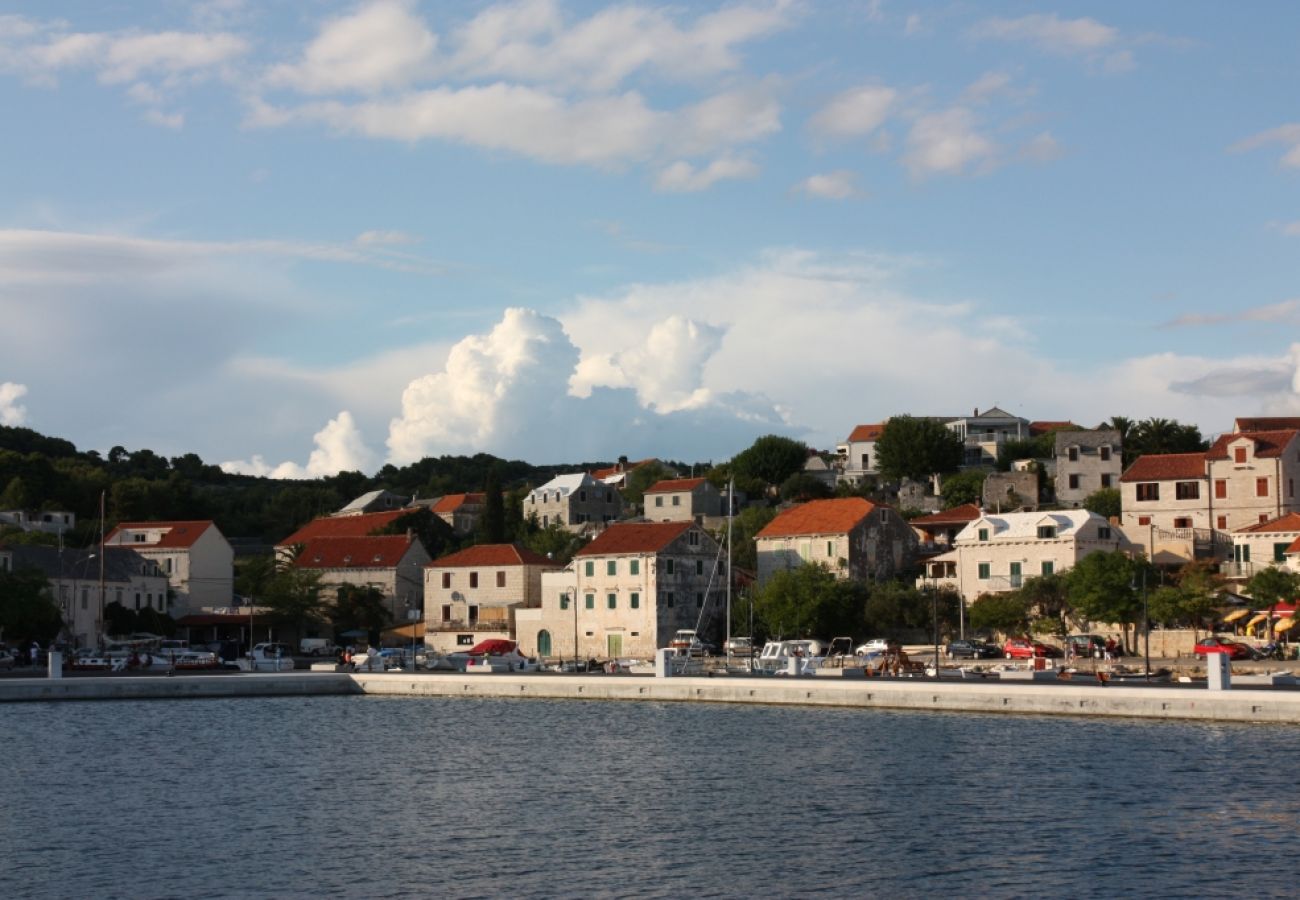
left=478, top=468, right=506, bottom=544
left=940, top=470, right=986, bottom=509
left=235, top=554, right=278, bottom=602
left=874, top=416, right=963, bottom=482
left=1082, top=487, right=1121, bottom=520
left=331, top=584, right=392, bottom=644
left=779, top=472, right=833, bottom=503
left=0, top=475, right=29, bottom=509
left=1018, top=573, right=1072, bottom=639
left=730, top=435, right=809, bottom=491
left=968, top=593, right=1030, bottom=635
left=0, top=567, right=61, bottom=644
left=727, top=505, right=777, bottom=572
left=379, top=507, right=455, bottom=560
left=622, top=460, right=673, bottom=507
left=1246, top=565, right=1300, bottom=609
left=752, top=563, right=866, bottom=639
left=522, top=521, right=585, bottom=565
left=1067, top=551, right=1149, bottom=649
left=261, top=569, right=328, bottom=630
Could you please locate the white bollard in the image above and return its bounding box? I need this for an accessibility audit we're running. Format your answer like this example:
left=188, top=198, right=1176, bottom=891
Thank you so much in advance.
left=1206, top=652, right=1231, bottom=691
left=47, top=650, right=62, bottom=679
left=787, top=656, right=801, bottom=676
left=655, top=647, right=675, bottom=678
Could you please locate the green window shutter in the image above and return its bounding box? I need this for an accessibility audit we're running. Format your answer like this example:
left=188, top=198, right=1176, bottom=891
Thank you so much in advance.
left=630, top=592, right=640, bottom=609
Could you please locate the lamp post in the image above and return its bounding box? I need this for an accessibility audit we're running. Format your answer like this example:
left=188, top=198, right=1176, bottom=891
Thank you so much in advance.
left=571, top=588, right=579, bottom=671
left=1131, top=566, right=1150, bottom=682
left=931, top=582, right=940, bottom=679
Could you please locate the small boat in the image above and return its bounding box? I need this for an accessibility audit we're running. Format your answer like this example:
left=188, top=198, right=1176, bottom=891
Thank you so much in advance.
left=234, top=643, right=296, bottom=672
left=463, top=639, right=539, bottom=673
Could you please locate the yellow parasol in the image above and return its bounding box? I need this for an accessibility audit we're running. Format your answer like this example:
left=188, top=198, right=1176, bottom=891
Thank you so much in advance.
left=1222, top=609, right=1250, bottom=624
left=1274, top=617, right=1296, bottom=633
left=1246, top=613, right=1269, bottom=630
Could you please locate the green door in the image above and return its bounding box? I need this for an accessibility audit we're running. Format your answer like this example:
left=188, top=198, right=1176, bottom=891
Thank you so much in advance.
left=607, top=634, right=623, bottom=659
left=1009, top=561, right=1022, bottom=588
left=537, top=630, right=552, bottom=658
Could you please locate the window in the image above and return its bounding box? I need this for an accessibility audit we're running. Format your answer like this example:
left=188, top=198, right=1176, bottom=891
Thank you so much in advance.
left=1237, top=544, right=1251, bottom=563
left=688, top=531, right=699, bottom=546
left=441, top=604, right=452, bottom=622
left=1098, top=527, right=1111, bottom=540
left=468, top=605, right=479, bottom=624
left=81, top=589, right=88, bottom=610
left=1037, top=525, right=1056, bottom=539
left=441, top=572, right=451, bottom=589
left=1101, top=474, right=1112, bottom=488
left=861, top=453, right=869, bottom=469
left=1100, top=446, right=1111, bottom=461
left=1214, top=479, right=1227, bottom=499
left=630, top=592, right=639, bottom=609
left=665, top=592, right=674, bottom=608
left=1173, top=517, right=1192, bottom=529
left=826, top=541, right=835, bottom=557
left=584, top=561, right=594, bottom=576
left=607, top=560, right=617, bottom=576
left=1009, top=562, right=1022, bottom=588
left=1275, top=543, right=1291, bottom=563
left=1068, top=447, right=1079, bottom=462
left=1068, top=474, right=1079, bottom=490
left=1136, top=483, right=1159, bottom=502
left=977, top=563, right=990, bottom=580
left=696, top=560, right=704, bottom=575
left=672, top=496, right=680, bottom=506
left=655, top=496, right=663, bottom=507
left=1175, top=481, right=1200, bottom=500
left=1234, top=446, right=1247, bottom=464
left=1260, top=514, right=1269, bottom=524
left=1217, top=515, right=1227, bottom=529
left=1041, top=561, right=1054, bottom=576
left=607, top=593, right=617, bottom=610
left=469, top=572, right=479, bottom=589
left=579, top=490, right=587, bottom=502
left=666, top=559, right=675, bottom=575
left=585, top=594, right=594, bottom=610
left=164, top=557, right=173, bottom=574
left=496, top=571, right=506, bottom=588
left=1291, top=479, right=1295, bottom=498
left=696, top=592, right=704, bottom=608
left=559, top=595, right=569, bottom=611
left=630, top=559, right=640, bottom=575
left=1257, top=478, right=1270, bottom=498
left=977, top=528, right=989, bottom=542
left=1138, top=516, right=1151, bottom=526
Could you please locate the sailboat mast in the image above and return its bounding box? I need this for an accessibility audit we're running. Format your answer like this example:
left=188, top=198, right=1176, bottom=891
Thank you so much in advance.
left=725, top=479, right=732, bottom=663
left=97, top=490, right=105, bottom=649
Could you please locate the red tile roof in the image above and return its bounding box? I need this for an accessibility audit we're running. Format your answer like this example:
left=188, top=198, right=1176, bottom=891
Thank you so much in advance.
left=846, top=423, right=884, bottom=442
left=1119, top=453, right=1206, bottom=483
left=431, top=543, right=558, bottom=568
left=432, top=493, right=485, bottom=513
left=757, top=498, right=877, bottom=538
left=909, top=503, right=983, bottom=526
left=576, top=521, right=693, bottom=556
left=644, top=477, right=708, bottom=495
left=1237, top=513, right=1300, bottom=534
left=1029, top=421, right=1077, bottom=436
left=278, top=509, right=409, bottom=547
left=1236, top=417, right=1300, bottom=433
left=293, top=535, right=415, bottom=569
left=105, top=520, right=216, bottom=549
left=1288, top=536, right=1300, bottom=555
left=591, top=458, right=655, bottom=480
left=1206, top=430, right=1299, bottom=461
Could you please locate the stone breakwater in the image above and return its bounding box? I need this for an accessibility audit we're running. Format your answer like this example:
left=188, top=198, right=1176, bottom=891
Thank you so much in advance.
left=5, top=671, right=1300, bottom=724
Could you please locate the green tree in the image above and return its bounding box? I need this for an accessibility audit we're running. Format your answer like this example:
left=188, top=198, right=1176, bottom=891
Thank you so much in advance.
left=968, top=593, right=1030, bottom=635
left=622, top=460, right=673, bottom=507
left=330, top=584, right=392, bottom=644
left=379, top=507, right=456, bottom=560
left=940, top=470, right=987, bottom=509
left=522, top=521, right=585, bottom=565
left=262, top=569, right=328, bottom=630
left=235, top=554, right=278, bottom=602
left=875, top=416, right=963, bottom=482
left=0, top=475, right=29, bottom=509
left=779, top=472, right=833, bottom=502
left=727, top=505, right=777, bottom=572
left=1018, top=573, right=1072, bottom=638
left=0, top=567, right=61, bottom=644
left=1067, top=551, right=1150, bottom=648
left=478, top=468, right=506, bottom=544
left=1082, top=487, right=1121, bottom=520
left=730, top=435, right=809, bottom=492
left=102, top=600, right=137, bottom=638
left=752, top=563, right=866, bottom=639
left=1246, top=565, right=1300, bottom=609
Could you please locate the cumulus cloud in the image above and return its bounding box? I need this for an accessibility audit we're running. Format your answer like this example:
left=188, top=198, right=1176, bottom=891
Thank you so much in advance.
left=793, top=170, right=861, bottom=200
left=655, top=156, right=759, bottom=192
left=970, top=13, right=1117, bottom=55
left=221, top=411, right=377, bottom=478
left=612, top=316, right=724, bottom=412
left=1230, top=123, right=1300, bottom=169
left=1020, top=131, right=1064, bottom=163
left=902, top=107, right=997, bottom=178
left=0, top=382, right=28, bottom=426
left=1160, top=299, right=1300, bottom=329
left=809, top=84, right=896, bottom=137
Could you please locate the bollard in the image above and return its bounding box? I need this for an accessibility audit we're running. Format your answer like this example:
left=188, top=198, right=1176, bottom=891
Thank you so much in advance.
left=787, top=656, right=800, bottom=676
left=1206, top=652, right=1231, bottom=691
left=47, top=650, right=63, bottom=680
left=655, top=646, right=675, bottom=678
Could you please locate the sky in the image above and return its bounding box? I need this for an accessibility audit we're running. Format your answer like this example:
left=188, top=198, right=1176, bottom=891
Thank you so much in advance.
left=1, top=1, right=1299, bottom=477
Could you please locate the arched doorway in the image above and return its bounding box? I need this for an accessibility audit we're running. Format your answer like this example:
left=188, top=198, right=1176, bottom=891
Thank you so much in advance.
left=537, top=629, right=552, bottom=658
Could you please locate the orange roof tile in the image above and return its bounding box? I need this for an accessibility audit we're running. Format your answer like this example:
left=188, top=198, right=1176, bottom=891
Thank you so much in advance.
left=576, top=521, right=693, bottom=556
left=1206, top=430, right=1299, bottom=461
left=590, top=458, right=655, bottom=480
left=278, top=509, right=409, bottom=546
left=1119, top=453, right=1206, bottom=483
left=757, top=498, right=877, bottom=538
left=1236, top=417, right=1300, bottom=433
left=105, top=520, right=216, bottom=549
left=910, top=503, right=983, bottom=526
left=431, top=543, right=558, bottom=568
left=1029, top=421, right=1077, bottom=436
left=846, top=423, right=884, bottom=442
left=644, top=477, right=707, bottom=495
left=1288, top=536, right=1300, bottom=555
left=432, top=493, right=485, bottom=514
left=293, top=535, right=414, bottom=569
left=1236, top=513, right=1300, bottom=534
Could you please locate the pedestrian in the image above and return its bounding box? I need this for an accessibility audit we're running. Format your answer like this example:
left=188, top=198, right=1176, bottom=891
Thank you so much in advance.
left=30, top=640, right=40, bottom=667
left=1104, top=637, right=1116, bottom=661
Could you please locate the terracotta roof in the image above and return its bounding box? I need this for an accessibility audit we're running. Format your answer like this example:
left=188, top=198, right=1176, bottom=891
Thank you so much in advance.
left=293, top=535, right=414, bottom=569
left=1206, top=430, right=1298, bottom=461
left=1236, top=417, right=1300, bottom=433
left=1029, top=421, right=1076, bottom=436
left=1237, top=513, right=1300, bottom=534
left=1119, top=453, right=1206, bottom=483
left=432, top=493, right=484, bottom=513
left=105, top=520, right=215, bottom=549
left=1288, top=536, right=1300, bottom=555
left=644, top=477, right=708, bottom=495
left=846, top=423, right=884, bottom=442
left=278, top=509, right=409, bottom=547
left=590, top=458, right=654, bottom=480
left=430, top=543, right=558, bottom=568
left=757, top=498, right=877, bottom=538
left=576, top=521, right=693, bottom=556
left=910, top=503, right=983, bottom=526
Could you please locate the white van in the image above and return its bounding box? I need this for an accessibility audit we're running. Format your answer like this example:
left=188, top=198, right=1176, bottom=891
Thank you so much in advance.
left=299, top=638, right=337, bottom=657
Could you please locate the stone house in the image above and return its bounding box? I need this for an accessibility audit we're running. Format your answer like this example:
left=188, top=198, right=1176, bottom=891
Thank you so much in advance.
left=103, top=520, right=234, bottom=615
left=910, top=503, right=983, bottom=550
left=982, top=468, right=1040, bottom=511
left=1204, top=430, right=1300, bottom=532
left=643, top=477, right=721, bottom=523
left=591, top=457, right=659, bottom=490
left=0, top=509, right=77, bottom=536
left=335, top=490, right=410, bottom=516
left=276, top=509, right=410, bottom=560
left=525, top=473, right=623, bottom=533
left=1228, top=513, right=1300, bottom=579
left=422, top=543, right=561, bottom=653
left=514, top=521, right=725, bottom=661
left=754, top=497, right=917, bottom=586
left=1054, top=429, right=1122, bottom=507
left=430, top=493, right=485, bottom=536
left=922, top=509, right=1131, bottom=603
left=943, top=406, right=1031, bottom=468
left=835, top=423, right=884, bottom=485
left=292, top=534, right=430, bottom=624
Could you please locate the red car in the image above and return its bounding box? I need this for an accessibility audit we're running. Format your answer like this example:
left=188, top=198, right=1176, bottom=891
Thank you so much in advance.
left=1193, top=636, right=1253, bottom=660
left=1003, top=638, right=1063, bottom=659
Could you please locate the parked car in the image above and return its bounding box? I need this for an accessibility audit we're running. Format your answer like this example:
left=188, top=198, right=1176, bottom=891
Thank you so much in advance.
left=855, top=638, right=898, bottom=655
left=1003, top=638, right=1063, bottom=659
left=1194, top=636, right=1254, bottom=660
left=725, top=636, right=755, bottom=656
left=946, top=639, right=1000, bottom=659
left=1065, top=635, right=1107, bottom=658
left=299, top=638, right=338, bottom=657
left=0, top=649, right=15, bottom=670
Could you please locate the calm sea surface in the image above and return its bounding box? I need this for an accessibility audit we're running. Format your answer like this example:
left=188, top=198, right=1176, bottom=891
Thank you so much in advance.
left=2, top=695, right=1296, bottom=899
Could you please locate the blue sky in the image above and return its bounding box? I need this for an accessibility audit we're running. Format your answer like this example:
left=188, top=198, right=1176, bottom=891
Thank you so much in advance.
left=1, top=1, right=1298, bottom=476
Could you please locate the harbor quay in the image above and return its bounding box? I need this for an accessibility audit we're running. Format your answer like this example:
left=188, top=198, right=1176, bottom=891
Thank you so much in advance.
left=6, top=669, right=1300, bottom=724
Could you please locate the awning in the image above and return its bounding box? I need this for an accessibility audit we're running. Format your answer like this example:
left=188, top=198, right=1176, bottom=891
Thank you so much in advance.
left=1274, top=617, right=1296, bottom=633
left=1222, top=609, right=1249, bottom=624
left=1246, top=613, right=1269, bottom=630
left=382, top=622, right=424, bottom=640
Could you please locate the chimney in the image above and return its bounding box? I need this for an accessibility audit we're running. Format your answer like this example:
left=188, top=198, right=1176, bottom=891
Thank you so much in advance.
left=973, top=406, right=978, bottom=416
left=618, top=455, right=628, bottom=471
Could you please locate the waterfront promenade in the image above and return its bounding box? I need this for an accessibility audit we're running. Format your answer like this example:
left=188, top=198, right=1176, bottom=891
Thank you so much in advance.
left=6, top=669, right=1300, bottom=723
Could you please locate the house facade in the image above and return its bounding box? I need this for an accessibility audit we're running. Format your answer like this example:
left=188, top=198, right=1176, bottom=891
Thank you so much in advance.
left=0, top=509, right=76, bottom=536
left=525, top=473, right=623, bottom=533
left=336, top=490, right=409, bottom=516
left=1204, top=430, right=1300, bottom=532
left=1054, top=429, right=1122, bottom=507
left=422, top=544, right=561, bottom=653
left=643, top=477, right=721, bottom=523
left=754, top=497, right=917, bottom=586
left=835, top=423, right=884, bottom=484
left=1228, top=513, right=1300, bottom=579
left=276, top=509, right=410, bottom=560
left=103, top=520, right=234, bottom=615
left=431, top=493, right=484, bottom=535
left=514, top=521, right=725, bottom=661
left=922, top=510, right=1131, bottom=603
left=943, top=407, right=1031, bottom=468
left=293, top=534, right=430, bottom=624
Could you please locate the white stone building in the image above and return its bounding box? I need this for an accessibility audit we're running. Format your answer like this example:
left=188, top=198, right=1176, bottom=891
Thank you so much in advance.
left=293, top=534, right=430, bottom=624
left=103, top=520, right=234, bottom=615
left=643, top=477, right=722, bottom=523
left=525, top=473, right=623, bottom=533
left=755, top=497, right=917, bottom=586
left=423, top=543, right=560, bottom=653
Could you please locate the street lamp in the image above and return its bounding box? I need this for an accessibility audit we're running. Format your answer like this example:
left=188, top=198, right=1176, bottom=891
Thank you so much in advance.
left=1131, top=567, right=1150, bottom=682
left=571, top=588, right=579, bottom=672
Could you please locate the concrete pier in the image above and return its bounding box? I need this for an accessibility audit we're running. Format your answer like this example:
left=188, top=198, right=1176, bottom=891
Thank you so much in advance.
left=6, top=671, right=1300, bottom=724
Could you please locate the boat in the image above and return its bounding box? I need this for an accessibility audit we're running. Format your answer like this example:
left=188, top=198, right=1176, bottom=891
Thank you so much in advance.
left=463, top=639, right=539, bottom=673
left=755, top=640, right=825, bottom=675
left=234, top=642, right=296, bottom=672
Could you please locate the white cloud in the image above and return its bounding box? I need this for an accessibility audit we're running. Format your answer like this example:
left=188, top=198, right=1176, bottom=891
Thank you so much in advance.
left=902, top=107, right=997, bottom=178
left=266, top=0, right=437, bottom=95
left=1277, top=222, right=1300, bottom=237
left=221, top=411, right=377, bottom=478
left=793, top=170, right=861, bottom=200
left=1230, top=123, right=1300, bottom=169
left=355, top=230, right=420, bottom=246
left=970, top=13, right=1118, bottom=55
left=613, top=316, right=724, bottom=412
left=0, top=382, right=28, bottom=426
left=655, top=156, right=759, bottom=192
left=809, top=84, right=896, bottom=137
left=1020, top=131, right=1064, bottom=163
